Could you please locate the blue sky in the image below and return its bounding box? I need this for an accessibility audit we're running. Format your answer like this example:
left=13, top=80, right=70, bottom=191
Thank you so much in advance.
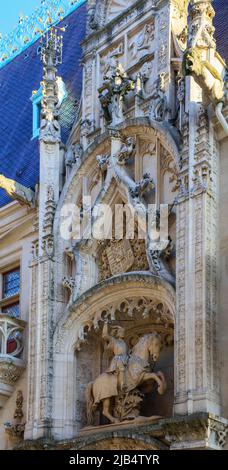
left=0, top=0, right=39, bottom=35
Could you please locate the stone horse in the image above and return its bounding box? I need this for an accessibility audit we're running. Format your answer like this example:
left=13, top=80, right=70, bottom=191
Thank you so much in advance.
left=86, top=332, right=166, bottom=424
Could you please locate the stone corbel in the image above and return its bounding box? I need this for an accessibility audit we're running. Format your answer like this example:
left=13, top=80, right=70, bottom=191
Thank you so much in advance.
left=0, top=174, right=36, bottom=207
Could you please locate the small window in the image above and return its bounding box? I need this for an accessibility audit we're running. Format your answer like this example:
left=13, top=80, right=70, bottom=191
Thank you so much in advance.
left=1, top=268, right=20, bottom=319
left=31, top=88, right=42, bottom=139
left=31, top=79, right=67, bottom=139
left=3, top=268, right=20, bottom=299
left=2, top=303, right=20, bottom=319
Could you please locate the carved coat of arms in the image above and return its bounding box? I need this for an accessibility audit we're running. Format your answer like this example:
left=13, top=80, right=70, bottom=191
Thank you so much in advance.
left=106, top=239, right=134, bottom=275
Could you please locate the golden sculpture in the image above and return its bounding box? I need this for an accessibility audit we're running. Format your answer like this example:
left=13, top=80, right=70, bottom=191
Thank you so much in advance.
left=0, top=174, right=35, bottom=206
left=86, top=326, right=166, bottom=425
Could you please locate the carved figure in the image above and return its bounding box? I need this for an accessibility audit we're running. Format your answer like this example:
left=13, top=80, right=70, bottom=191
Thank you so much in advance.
left=116, top=137, right=136, bottom=165
left=86, top=331, right=166, bottom=425
left=130, top=23, right=154, bottom=59
left=147, top=236, right=175, bottom=287
left=102, top=323, right=128, bottom=392
left=150, top=73, right=168, bottom=121
left=4, top=391, right=25, bottom=440
left=98, top=60, right=135, bottom=125
left=65, top=143, right=83, bottom=168
left=97, top=154, right=110, bottom=172
left=129, top=173, right=155, bottom=199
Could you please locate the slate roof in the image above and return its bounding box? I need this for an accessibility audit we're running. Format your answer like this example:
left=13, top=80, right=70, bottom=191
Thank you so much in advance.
left=214, top=0, right=228, bottom=65
left=0, top=2, right=87, bottom=207
left=0, top=1, right=227, bottom=208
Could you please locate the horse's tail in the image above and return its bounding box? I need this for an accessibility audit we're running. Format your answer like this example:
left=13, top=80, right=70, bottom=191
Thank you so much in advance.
left=86, top=382, right=95, bottom=425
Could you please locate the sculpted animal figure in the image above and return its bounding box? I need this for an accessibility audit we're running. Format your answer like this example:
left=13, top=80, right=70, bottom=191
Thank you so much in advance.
left=184, top=47, right=224, bottom=104
left=86, top=330, right=166, bottom=425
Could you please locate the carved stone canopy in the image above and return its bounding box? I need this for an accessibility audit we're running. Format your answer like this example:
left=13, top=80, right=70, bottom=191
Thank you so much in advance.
left=54, top=273, right=175, bottom=354
left=75, top=296, right=174, bottom=352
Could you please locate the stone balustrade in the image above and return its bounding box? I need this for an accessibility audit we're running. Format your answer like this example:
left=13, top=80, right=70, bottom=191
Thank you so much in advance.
left=0, top=314, right=26, bottom=408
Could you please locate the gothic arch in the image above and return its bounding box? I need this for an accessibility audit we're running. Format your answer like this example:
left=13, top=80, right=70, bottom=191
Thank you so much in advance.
left=52, top=273, right=175, bottom=439
left=75, top=432, right=167, bottom=450
left=54, top=118, right=180, bottom=239
left=53, top=119, right=179, bottom=316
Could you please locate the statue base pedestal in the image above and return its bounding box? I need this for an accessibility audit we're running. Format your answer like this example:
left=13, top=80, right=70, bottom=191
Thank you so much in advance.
left=80, top=415, right=163, bottom=434
left=16, top=413, right=228, bottom=450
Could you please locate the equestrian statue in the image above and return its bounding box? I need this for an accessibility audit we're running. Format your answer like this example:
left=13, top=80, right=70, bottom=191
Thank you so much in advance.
left=86, top=323, right=166, bottom=425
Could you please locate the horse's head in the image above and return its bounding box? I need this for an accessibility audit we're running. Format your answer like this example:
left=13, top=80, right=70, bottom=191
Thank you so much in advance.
left=148, top=333, right=162, bottom=362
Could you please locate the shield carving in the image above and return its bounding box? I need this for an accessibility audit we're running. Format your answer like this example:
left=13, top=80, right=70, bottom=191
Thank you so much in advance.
left=106, top=239, right=134, bottom=275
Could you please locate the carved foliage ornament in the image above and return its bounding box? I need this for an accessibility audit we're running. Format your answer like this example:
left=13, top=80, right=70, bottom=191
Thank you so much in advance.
left=4, top=390, right=25, bottom=440
left=42, top=186, right=56, bottom=255
left=75, top=297, right=173, bottom=351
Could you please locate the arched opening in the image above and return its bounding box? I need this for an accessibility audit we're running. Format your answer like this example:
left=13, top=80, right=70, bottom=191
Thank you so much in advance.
left=52, top=275, right=175, bottom=440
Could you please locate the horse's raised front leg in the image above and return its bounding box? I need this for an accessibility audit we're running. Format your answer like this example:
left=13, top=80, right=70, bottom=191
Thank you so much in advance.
left=102, top=398, right=119, bottom=424
left=156, top=371, right=167, bottom=394
left=141, top=372, right=166, bottom=395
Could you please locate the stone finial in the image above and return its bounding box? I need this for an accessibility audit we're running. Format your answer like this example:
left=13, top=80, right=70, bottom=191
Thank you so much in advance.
left=42, top=185, right=56, bottom=255
left=40, top=27, right=63, bottom=143
left=188, top=0, right=216, bottom=49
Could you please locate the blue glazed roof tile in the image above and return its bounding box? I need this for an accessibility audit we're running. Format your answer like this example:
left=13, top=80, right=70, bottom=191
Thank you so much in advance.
left=214, top=0, right=228, bottom=65
left=0, top=3, right=87, bottom=207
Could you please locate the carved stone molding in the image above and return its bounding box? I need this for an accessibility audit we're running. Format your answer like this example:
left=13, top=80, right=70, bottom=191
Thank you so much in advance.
left=0, top=358, right=25, bottom=408
left=164, top=413, right=228, bottom=450
left=18, top=413, right=228, bottom=450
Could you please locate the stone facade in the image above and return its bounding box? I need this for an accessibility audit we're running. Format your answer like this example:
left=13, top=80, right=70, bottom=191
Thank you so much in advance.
left=0, top=0, right=228, bottom=450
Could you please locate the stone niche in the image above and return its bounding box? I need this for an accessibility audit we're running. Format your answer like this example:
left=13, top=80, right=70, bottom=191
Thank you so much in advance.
left=74, top=302, right=174, bottom=431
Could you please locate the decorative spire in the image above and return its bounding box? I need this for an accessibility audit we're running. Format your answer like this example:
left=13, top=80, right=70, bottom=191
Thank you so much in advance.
left=40, top=27, right=63, bottom=143
left=0, top=0, right=85, bottom=68
left=184, top=0, right=225, bottom=105
left=188, top=0, right=216, bottom=49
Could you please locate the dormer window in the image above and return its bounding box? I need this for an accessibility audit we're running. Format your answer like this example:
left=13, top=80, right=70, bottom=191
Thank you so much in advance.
left=31, top=87, right=42, bottom=139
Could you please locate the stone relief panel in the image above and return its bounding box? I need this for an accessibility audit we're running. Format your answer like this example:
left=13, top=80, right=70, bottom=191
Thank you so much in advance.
left=128, top=20, right=155, bottom=66
left=83, top=60, right=93, bottom=113
left=157, top=7, right=170, bottom=73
